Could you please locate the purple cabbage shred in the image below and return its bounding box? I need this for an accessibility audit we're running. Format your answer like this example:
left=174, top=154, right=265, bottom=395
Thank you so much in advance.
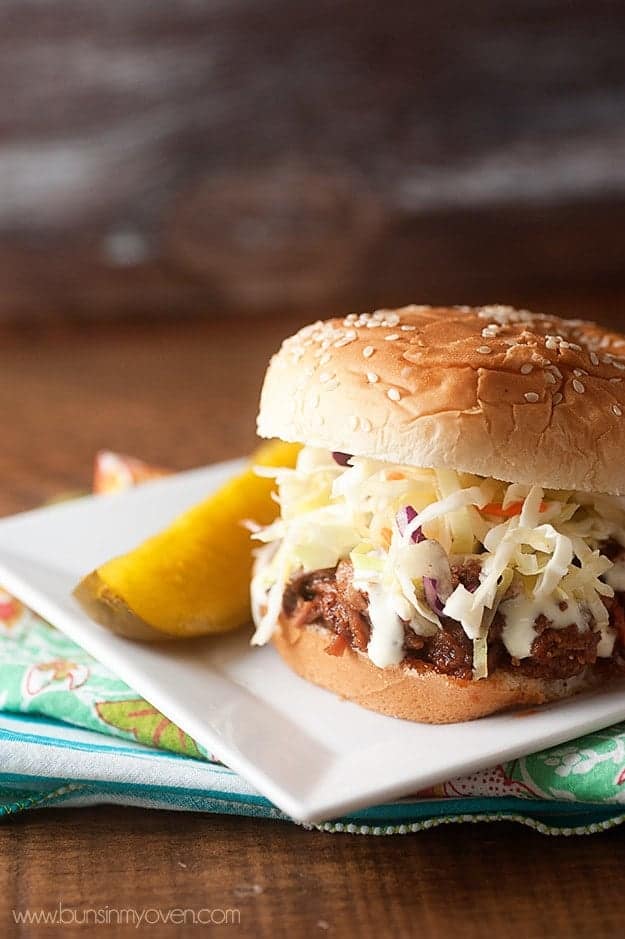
left=423, top=576, right=445, bottom=615
left=395, top=505, right=425, bottom=543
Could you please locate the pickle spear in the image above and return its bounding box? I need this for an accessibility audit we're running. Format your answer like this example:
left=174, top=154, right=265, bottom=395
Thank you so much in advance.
left=74, top=440, right=299, bottom=640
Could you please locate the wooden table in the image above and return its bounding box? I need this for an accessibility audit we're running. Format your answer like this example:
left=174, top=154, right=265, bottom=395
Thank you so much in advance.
left=1, top=307, right=625, bottom=938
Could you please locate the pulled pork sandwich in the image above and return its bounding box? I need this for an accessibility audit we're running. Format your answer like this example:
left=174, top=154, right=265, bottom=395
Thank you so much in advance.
left=250, top=305, right=625, bottom=723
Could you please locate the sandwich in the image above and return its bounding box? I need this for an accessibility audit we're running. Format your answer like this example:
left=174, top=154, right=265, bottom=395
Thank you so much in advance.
left=249, top=305, right=625, bottom=722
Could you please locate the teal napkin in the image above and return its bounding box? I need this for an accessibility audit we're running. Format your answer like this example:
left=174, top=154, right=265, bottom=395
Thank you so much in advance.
left=2, top=592, right=625, bottom=834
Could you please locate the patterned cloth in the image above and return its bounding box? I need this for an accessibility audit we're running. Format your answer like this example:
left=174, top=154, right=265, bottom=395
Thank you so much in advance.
left=2, top=452, right=625, bottom=833
left=3, top=588, right=625, bottom=833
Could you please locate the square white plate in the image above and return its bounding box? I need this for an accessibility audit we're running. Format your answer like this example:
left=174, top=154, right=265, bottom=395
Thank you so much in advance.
left=1, top=459, right=625, bottom=823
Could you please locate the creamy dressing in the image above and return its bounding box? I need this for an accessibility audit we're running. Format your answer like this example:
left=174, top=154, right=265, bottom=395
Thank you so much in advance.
left=597, top=628, right=617, bottom=658
left=359, top=583, right=406, bottom=668
left=498, top=593, right=615, bottom=660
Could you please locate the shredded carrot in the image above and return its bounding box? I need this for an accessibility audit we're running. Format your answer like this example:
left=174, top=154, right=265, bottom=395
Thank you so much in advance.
left=325, top=634, right=348, bottom=657
left=380, top=526, right=393, bottom=547
left=482, top=500, right=547, bottom=518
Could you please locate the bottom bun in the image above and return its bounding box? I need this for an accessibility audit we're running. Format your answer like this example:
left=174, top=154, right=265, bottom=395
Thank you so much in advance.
left=273, top=618, right=612, bottom=723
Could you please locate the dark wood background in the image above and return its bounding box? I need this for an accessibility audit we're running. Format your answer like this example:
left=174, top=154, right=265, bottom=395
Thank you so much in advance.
left=1, top=0, right=625, bottom=321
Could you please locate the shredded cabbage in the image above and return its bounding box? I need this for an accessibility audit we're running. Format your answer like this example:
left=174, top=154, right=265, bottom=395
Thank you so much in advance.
left=250, top=446, right=623, bottom=677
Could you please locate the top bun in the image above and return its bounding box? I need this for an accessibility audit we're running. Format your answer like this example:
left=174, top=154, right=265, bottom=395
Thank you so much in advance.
left=257, top=305, right=625, bottom=494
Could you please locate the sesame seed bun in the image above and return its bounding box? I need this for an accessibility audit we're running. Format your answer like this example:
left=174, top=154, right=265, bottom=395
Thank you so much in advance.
left=257, top=304, right=625, bottom=494
left=274, top=617, right=610, bottom=723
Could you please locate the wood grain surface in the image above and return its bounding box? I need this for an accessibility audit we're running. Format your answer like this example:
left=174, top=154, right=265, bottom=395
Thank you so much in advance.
left=2, top=809, right=625, bottom=939
left=2, top=0, right=625, bottom=320
left=1, top=304, right=625, bottom=937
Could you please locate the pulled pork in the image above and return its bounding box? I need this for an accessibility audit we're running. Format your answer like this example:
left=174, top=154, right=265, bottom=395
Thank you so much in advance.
left=281, top=560, right=622, bottom=681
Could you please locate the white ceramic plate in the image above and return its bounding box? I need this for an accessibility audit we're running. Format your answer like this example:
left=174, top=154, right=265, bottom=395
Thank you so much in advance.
left=1, top=459, right=625, bottom=823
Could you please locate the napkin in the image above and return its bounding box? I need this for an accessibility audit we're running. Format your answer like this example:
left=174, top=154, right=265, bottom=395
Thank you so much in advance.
left=2, top=452, right=625, bottom=835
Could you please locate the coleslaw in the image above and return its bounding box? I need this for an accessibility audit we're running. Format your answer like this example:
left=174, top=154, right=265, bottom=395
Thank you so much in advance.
left=250, top=446, right=625, bottom=678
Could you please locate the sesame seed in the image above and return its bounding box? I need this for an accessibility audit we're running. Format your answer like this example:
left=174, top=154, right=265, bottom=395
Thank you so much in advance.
left=385, top=333, right=400, bottom=342
left=614, top=361, right=625, bottom=371
left=400, top=324, right=416, bottom=331
left=310, top=392, right=320, bottom=408
left=524, top=392, right=540, bottom=403
left=573, top=379, right=585, bottom=394
left=573, top=369, right=587, bottom=377
left=610, top=377, right=623, bottom=384
left=590, top=352, right=600, bottom=366
left=387, top=388, right=401, bottom=401
left=319, top=372, right=333, bottom=384
left=363, top=346, right=375, bottom=359
left=319, top=352, right=331, bottom=365
left=401, top=366, right=414, bottom=380
left=520, top=364, right=533, bottom=374
left=551, top=366, right=563, bottom=379
left=613, top=405, right=623, bottom=417
left=361, top=417, right=372, bottom=432
left=545, top=339, right=558, bottom=350
left=477, top=305, right=540, bottom=325
left=366, top=371, right=379, bottom=383
left=348, top=415, right=359, bottom=430
left=553, top=393, right=563, bottom=404
left=545, top=372, right=557, bottom=384
left=477, top=346, right=492, bottom=355
left=481, top=324, right=501, bottom=338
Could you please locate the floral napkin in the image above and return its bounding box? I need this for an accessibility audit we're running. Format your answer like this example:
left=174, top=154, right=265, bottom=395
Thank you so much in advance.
left=2, top=452, right=625, bottom=835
